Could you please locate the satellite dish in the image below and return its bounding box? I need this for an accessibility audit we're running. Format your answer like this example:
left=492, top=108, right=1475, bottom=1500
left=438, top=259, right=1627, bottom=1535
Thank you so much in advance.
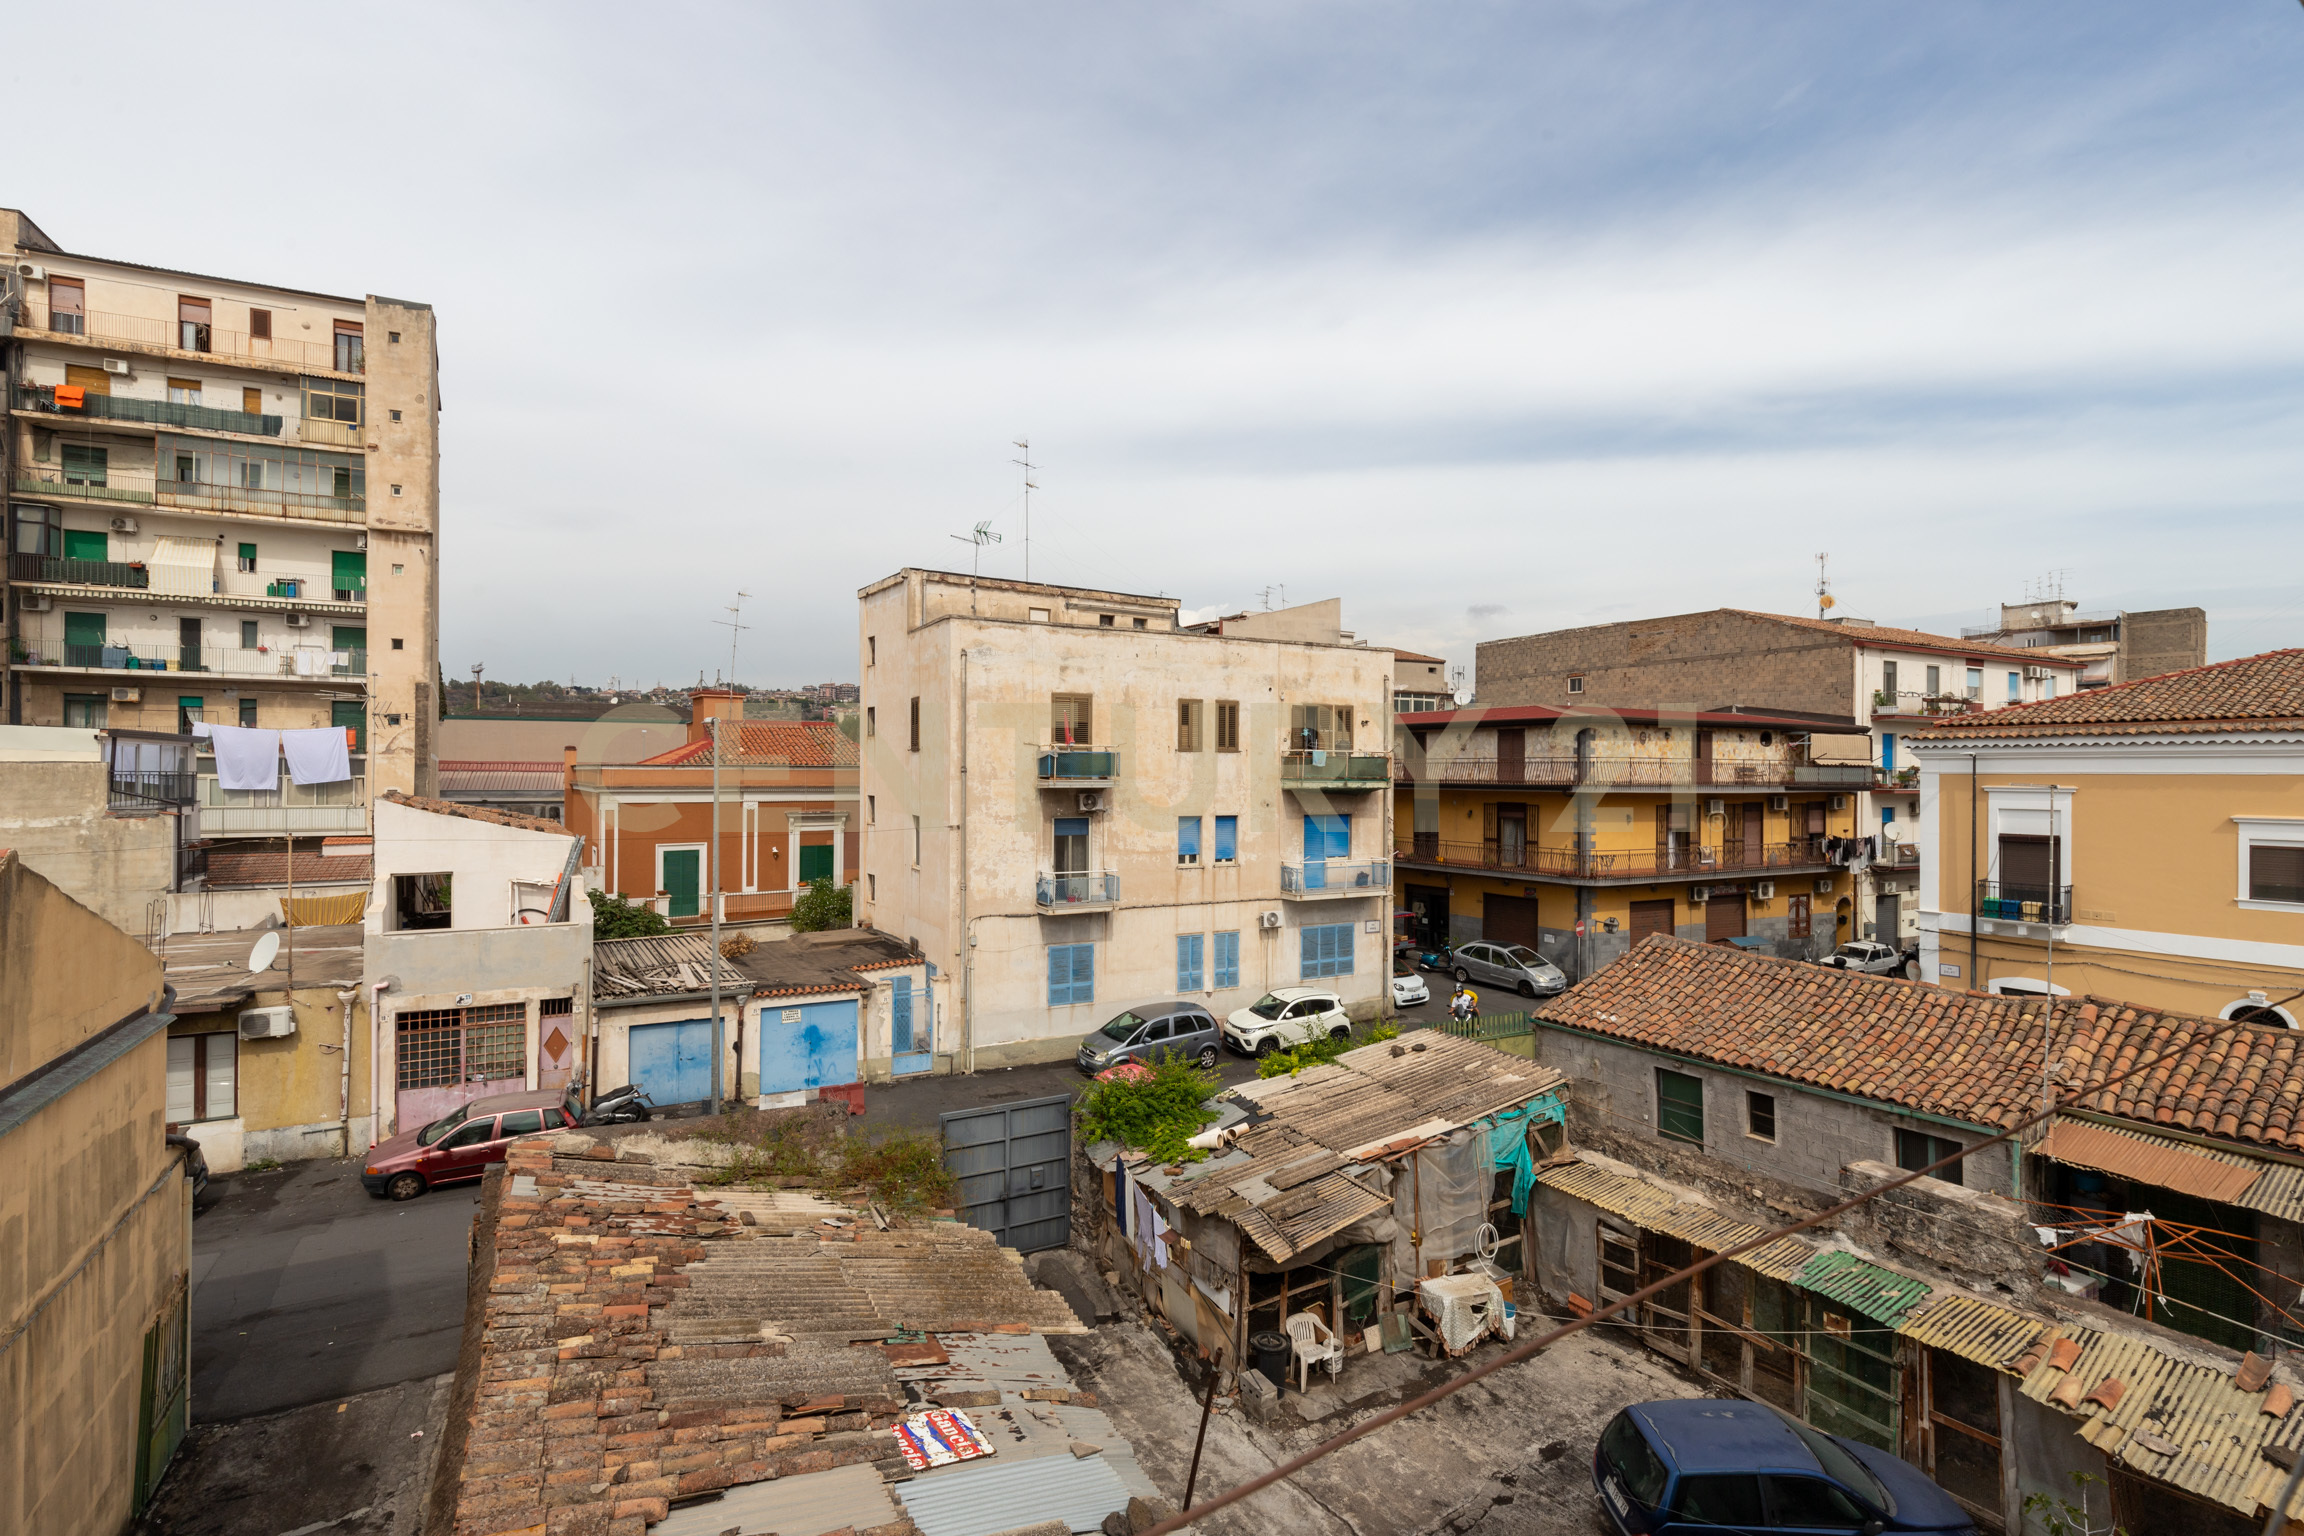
left=1451, top=689, right=1473, bottom=708
left=248, top=930, right=281, bottom=974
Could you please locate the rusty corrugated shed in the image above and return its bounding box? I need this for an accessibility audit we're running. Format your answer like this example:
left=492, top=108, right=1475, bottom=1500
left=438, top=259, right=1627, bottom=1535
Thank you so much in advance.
left=2018, top=1324, right=2304, bottom=1518
left=2041, top=1116, right=2304, bottom=1224
left=2037, top=1119, right=2262, bottom=1206
left=1534, top=1157, right=1812, bottom=1279
left=1795, top=1250, right=1933, bottom=1325
left=1895, top=1293, right=2046, bottom=1371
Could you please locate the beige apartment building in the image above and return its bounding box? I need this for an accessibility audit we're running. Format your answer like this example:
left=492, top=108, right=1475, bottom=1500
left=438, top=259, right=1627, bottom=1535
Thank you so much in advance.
left=1, top=207, right=440, bottom=840
left=859, top=569, right=1396, bottom=1073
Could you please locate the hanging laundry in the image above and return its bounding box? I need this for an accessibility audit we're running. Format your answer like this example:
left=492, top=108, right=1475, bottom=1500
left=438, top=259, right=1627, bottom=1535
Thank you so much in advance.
left=280, top=724, right=351, bottom=785
left=207, top=724, right=280, bottom=792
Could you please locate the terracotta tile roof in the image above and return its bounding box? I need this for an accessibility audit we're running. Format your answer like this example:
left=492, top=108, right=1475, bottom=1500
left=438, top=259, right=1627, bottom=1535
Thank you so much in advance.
left=1727, top=609, right=2061, bottom=665
left=1917, top=649, right=2304, bottom=740
left=1548, top=938, right=2304, bottom=1153
left=639, top=721, right=857, bottom=769
left=1543, top=936, right=2060, bottom=1129
left=1389, top=648, right=1448, bottom=664
left=437, top=759, right=567, bottom=795
left=377, top=788, right=572, bottom=836
left=202, top=844, right=372, bottom=888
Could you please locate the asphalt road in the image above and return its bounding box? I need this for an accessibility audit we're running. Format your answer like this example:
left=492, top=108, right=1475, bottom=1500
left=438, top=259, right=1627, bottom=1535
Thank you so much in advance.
left=189, top=1156, right=481, bottom=1423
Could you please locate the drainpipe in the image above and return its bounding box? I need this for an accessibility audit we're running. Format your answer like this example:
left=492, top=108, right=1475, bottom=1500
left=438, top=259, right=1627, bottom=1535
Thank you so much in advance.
left=1968, top=752, right=1979, bottom=991
left=335, top=985, right=358, bottom=1155
left=367, top=975, right=396, bottom=1147
left=959, top=648, right=972, bottom=1074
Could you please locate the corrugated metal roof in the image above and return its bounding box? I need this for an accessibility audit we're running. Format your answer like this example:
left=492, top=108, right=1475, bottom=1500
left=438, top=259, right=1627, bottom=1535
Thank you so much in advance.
left=655, top=1461, right=898, bottom=1536
left=1534, top=1157, right=1811, bottom=1279
left=2017, top=1324, right=2303, bottom=1518
left=1794, top=1251, right=1933, bottom=1325
left=1896, top=1293, right=2046, bottom=1371
left=2037, top=1119, right=2263, bottom=1206
left=895, top=1450, right=1137, bottom=1536
left=2043, top=1116, right=2304, bottom=1224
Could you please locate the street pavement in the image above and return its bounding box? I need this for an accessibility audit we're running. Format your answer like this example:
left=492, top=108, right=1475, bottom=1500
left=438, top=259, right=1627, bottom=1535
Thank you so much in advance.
left=189, top=1156, right=480, bottom=1423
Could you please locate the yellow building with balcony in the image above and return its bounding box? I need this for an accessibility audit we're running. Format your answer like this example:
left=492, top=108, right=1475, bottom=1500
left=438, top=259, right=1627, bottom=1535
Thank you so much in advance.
left=1911, top=649, right=2304, bottom=1021
left=1394, top=704, right=1873, bottom=980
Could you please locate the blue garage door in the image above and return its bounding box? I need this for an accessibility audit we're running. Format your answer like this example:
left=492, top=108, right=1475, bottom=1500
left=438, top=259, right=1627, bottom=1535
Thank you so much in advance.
left=628, top=1018, right=715, bottom=1106
left=760, top=999, right=859, bottom=1095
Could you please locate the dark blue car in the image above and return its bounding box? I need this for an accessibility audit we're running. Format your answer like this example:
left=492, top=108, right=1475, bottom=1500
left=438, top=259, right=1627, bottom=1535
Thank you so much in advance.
left=1593, top=1400, right=1977, bottom=1536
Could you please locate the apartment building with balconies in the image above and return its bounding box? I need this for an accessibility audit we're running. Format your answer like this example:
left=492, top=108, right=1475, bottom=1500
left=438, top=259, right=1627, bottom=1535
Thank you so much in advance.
left=0, top=207, right=440, bottom=841
left=1472, top=608, right=2082, bottom=952
left=858, top=569, right=1395, bottom=1074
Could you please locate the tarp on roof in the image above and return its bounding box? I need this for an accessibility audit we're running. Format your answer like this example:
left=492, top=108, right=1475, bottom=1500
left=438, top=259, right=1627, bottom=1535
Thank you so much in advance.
left=2037, top=1118, right=2263, bottom=1206
left=1795, top=1250, right=1932, bottom=1325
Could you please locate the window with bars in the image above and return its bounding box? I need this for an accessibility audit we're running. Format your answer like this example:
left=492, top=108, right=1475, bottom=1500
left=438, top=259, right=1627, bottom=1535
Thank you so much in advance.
left=395, top=1003, right=527, bottom=1090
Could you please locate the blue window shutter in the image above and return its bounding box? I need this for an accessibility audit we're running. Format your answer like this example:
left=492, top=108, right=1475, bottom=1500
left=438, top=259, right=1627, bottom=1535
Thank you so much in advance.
left=1214, top=931, right=1239, bottom=989
left=1054, top=816, right=1088, bottom=838
left=1178, top=817, right=1201, bottom=861
left=1304, top=815, right=1320, bottom=857
left=1177, top=934, right=1203, bottom=991
left=1048, top=947, right=1065, bottom=1006
left=1882, top=733, right=1896, bottom=772
left=1215, top=816, right=1237, bottom=863
left=1300, top=924, right=1316, bottom=975
left=1076, top=943, right=1093, bottom=1004
left=1328, top=815, right=1352, bottom=859
left=1050, top=945, right=1093, bottom=1006
left=1304, top=814, right=1350, bottom=859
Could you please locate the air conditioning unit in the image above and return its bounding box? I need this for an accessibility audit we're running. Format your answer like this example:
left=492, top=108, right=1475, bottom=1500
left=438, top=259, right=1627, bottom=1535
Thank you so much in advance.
left=21, top=593, right=51, bottom=612
left=15, top=262, right=46, bottom=281
left=2024, top=666, right=2051, bottom=680
left=284, top=613, right=312, bottom=628
left=1767, top=795, right=1788, bottom=812
left=101, top=358, right=131, bottom=376
left=1704, top=798, right=1724, bottom=816
left=1815, top=878, right=1836, bottom=895
left=1755, top=880, right=1775, bottom=900
left=1077, top=790, right=1104, bottom=812
left=1690, top=886, right=1712, bottom=903
left=238, top=1005, right=296, bottom=1040
left=110, top=687, right=140, bottom=703
left=109, top=515, right=138, bottom=534
left=1829, top=795, right=1848, bottom=811
left=1259, top=910, right=1283, bottom=930
left=354, top=533, right=369, bottom=551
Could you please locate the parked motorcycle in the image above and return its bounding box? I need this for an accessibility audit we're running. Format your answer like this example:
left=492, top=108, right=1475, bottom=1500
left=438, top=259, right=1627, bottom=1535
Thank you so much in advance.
left=581, top=1084, right=656, bottom=1126
left=1414, top=942, right=1457, bottom=974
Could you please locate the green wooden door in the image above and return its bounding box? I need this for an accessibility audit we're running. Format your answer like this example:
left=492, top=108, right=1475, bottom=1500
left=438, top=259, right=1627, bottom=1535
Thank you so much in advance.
left=662, top=849, right=701, bottom=918
left=798, top=843, right=835, bottom=885
left=64, top=528, right=107, bottom=561
left=332, top=700, right=365, bottom=753
left=331, top=549, right=366, bottom=597
left=330, top=625, right=366, bottom=652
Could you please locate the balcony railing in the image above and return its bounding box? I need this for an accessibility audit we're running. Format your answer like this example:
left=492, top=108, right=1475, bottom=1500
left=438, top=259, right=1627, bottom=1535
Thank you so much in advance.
left=9, top=552, right=149, bottom=589
left=19, top=383, right=283, bottom=437
left=1036, top=870, right=1121, bottom=909
left=18, top=643, right=367, bottom=680
left=26, top=301, right=361, bottom=374
left=1280, top=750, right=1391, bottom=790
left=1397, top=837, right=1834, bottom=882
left=14, top=470, right=155, bottom=505
left=1405, top=753, right=1873, bottom=789
left=196, top=773, right=367, bottom=836
left=1976, top=881, right=2071, bottom=926
left=1281, top=859, right=1389, bottom=896
left=108, top=768, right=198, bottom=812
left=1037, top=747, right=1118, bottom=782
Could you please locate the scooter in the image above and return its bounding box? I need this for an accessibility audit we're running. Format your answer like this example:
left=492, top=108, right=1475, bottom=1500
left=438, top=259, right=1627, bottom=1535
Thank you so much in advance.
left=1414, top=942, right=1457, bottom=974
left=581, top=1084, right=656, bottom=1126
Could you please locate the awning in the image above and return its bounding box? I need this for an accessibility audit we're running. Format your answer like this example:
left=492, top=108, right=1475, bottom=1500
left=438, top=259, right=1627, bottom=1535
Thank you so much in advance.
left=1795, top=1250, right=1932, bottom=1326
left=2035, top=1119, right=2262, bottom=1207
left=1896, top=1292, right=2047, bottom=1371
left=147, top=535, right=218, bottom=597
left=1535, top=1156, right=1812, bottom=1279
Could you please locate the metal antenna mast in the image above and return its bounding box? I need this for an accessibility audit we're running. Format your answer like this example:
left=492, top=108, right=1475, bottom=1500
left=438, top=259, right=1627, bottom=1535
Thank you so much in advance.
left=469, top=661, right=484, bottom=711
left=1814, top=553, right=1834, bottom=620
left=712, top=592, right=751, bottom=689
left=1012, top=439, right=1036, bottom=582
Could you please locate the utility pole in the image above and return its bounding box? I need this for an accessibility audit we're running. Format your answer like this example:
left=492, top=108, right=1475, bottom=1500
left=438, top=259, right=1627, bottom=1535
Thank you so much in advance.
left=708, top=710, right=724, bottom=1116
left=1012, top=439, right=1036, bottom=582
left=1814, top=553, right=1833, bottom=620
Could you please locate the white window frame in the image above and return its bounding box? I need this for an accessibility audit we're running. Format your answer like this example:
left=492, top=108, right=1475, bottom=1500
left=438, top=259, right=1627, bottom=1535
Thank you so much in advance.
left=2235, top=817, right=2304, bottom=912
left=1983, top=785, right=2074, bottom=888
left=655, top=842, right=706, bottom=903
left=1986, top=977, right=2071, bottom=998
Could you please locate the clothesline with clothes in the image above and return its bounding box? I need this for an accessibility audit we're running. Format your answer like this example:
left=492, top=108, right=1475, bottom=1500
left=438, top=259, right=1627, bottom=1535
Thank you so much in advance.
left=191, top=721, right=354, bottom=791
left=1822, top=834, right=1880, bottom=869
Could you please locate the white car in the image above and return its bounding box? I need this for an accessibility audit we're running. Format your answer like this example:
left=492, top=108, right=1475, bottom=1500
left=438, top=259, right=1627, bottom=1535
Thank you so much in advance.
left=1223, top=987, right=1350, bottom=1057
left=1391, top=971, right=1430, bottom=1008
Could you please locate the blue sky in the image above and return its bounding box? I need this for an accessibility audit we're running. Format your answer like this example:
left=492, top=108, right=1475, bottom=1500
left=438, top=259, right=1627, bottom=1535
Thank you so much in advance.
left=12, top=3, right=2304, bottom=683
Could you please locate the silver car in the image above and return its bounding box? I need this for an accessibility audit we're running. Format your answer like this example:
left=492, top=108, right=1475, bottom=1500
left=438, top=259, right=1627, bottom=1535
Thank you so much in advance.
left=1076, top=1003, right=1221, bottom=1074
left=1820, top=940, right=1913, bottom=976
left=1453, top=940, right=1567, bottom=999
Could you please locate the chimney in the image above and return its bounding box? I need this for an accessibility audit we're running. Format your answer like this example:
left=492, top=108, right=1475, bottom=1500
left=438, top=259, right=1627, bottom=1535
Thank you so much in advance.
left=688, top=688, right=743, bottom=743
left=563, top=744, right=577, bottom=785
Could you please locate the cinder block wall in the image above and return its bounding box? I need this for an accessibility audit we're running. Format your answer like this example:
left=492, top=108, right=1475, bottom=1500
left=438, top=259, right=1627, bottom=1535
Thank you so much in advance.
left=1475, top=610, right=1852, bottom=715
left=2118, top=607, right=2207, bottom=684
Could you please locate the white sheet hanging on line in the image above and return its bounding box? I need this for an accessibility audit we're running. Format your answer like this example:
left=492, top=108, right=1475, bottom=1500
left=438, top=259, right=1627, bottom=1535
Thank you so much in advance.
left=280, top=725, right=352, bottom=785
left=292, top=649, right=329, bottom=677
left=208, top=725, right=280, bottom=791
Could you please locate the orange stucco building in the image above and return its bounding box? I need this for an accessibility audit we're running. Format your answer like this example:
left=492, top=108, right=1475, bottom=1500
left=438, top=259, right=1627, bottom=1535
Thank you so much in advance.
left=564, top=690, right=857, bottom=923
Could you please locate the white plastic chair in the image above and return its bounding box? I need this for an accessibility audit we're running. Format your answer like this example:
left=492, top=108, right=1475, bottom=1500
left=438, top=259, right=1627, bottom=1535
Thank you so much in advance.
left=1286, top=1311, right=1343, bottom=1392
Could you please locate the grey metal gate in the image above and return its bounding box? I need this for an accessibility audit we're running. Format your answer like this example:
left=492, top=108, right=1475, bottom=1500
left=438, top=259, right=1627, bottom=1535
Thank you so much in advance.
left=940, top=1093, right=1071, bottom=1254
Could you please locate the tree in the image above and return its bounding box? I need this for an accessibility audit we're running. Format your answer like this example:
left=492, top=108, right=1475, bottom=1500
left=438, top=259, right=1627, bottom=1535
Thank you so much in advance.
left=588, top=887, right=671, bottom=938
left=790, top=877, right=853, bottom=933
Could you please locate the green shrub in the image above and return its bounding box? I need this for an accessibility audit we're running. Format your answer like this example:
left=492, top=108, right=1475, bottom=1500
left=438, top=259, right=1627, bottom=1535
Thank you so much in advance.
left=790, top=878, right=853, bottom=933
left=1256, top=1020, right=1399, bottom=1079
left=1075, top=1056, right=1222, bottom=1164
left=588, top=887, right=670, bottom=938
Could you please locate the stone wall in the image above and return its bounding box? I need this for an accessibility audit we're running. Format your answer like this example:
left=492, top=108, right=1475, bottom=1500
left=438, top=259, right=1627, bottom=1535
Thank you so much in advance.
left=1476, top=610, right=1855, bottom=716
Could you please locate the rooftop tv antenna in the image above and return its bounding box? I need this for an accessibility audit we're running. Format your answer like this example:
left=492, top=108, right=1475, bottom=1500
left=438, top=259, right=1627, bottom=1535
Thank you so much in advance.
left=1012, top=439, right=1036, bottom=581
left=951, top=521, right=1002, bottom=616
left=1257, top=584, right=1287, bottom=611
left=711, top=591, right=751, bottom=689
left=1814, top=552, right=1834, bottom=619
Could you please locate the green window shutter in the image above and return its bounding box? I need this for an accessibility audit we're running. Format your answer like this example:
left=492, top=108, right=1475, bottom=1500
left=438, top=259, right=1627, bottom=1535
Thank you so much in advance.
left=64, top=529, right=108, bottom=561
left=238, top=542, right=256, bottom=563
left=64, top=611, right=106, bottom=647
left=662, top=849, right=701, bottom=918
left=331, top=700, right=365, bottom=753
left=330, top=626, right=366, bottom=652
left=798, top=844, right=834, bottom=884
left=1656, top=1069, right=1705, bottom=1145
left=331, top=550, right=366, bottom=592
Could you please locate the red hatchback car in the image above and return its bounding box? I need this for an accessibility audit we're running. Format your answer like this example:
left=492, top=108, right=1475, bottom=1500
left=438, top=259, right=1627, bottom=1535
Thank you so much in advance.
left=361, top=1087, right=585, bottom=1200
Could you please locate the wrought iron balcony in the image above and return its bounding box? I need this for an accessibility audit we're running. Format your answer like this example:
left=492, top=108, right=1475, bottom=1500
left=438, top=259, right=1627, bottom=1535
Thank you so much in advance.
left=1280, top=749, right=1391, bottom=791
left=1975, top=881, right=2071, bottom=926
left=108, top=768, right=198, bottom=813
left=1281, top=859, right=1389, bottom=897
left=1036, top=870, right=1120, bottom=910
left=9, top=552, right=149, bottom=589
left=18, top=642, right=366, bottom=680
left=19, top=383, right=283, bottom=437
left=28, top=301, right=360, bottom=374
left=1396, top=837, right=1835, bottom=883
left=1404, top=752, right=1872, bottom=790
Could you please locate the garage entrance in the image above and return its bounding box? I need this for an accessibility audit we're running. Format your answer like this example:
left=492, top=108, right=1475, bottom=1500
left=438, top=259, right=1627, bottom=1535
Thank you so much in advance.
left=629, top=1018, right=716, bottom=1106
left=760, top=998, right=859, bottom=1096
left=1628, top=898, right=1676, bottom=944
left=394, top=1002, right=529, bottom=1130
left=1704, top=890, right=1747, bottom=941
left=1405, top=884, right=1450, bottom=948
left=1483, top=893, right=1541, bottom=950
